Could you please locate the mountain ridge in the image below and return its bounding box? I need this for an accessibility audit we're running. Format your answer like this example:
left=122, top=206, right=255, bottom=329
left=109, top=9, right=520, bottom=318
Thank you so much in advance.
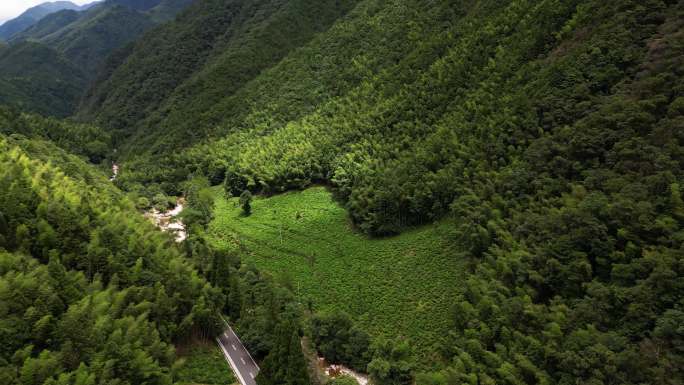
left=0, top=0, right=195, bottom=117
left=0, top=0, right=682, bottom=384
left=0, top=1, right=97, bottom=41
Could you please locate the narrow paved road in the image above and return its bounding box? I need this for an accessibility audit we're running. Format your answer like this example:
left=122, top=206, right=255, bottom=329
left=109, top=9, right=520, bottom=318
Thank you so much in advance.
left=216, top=322, right=260, bottom=385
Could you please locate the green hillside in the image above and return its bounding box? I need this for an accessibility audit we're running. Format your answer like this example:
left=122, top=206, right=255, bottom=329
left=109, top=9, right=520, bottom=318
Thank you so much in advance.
left=0, top=105, right=111, bottom=163
left=0, top=0, right=682, bottom=383
left=148, top=0, right=197, bottom=22
left=94, top=0, right=679, bottom=232
left=0, top=133, right=217, bottom=384
left=0, top=112, right=308, bottom=384
left=79, top=0, right=684, bottom=383
left=208, top=186, right=461, bottom=358
left=0, top=41, right=86, bottom=117
left=79, top=0, right=359, bottom=147
left=0, top=0, right=194, bottom=117
left=8, top=9, right=81, bottom=42
left=0, top=1, right=83, bottom=41
left=39, top=5, right=155, bottom=73
left=17, top=1, right=196, bottom=73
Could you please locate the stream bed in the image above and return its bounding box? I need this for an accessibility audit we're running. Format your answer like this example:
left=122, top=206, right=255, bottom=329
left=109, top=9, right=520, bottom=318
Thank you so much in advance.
left=318, top=357, right=369, bottom=385
left=145, top=198, right=187, bottom=242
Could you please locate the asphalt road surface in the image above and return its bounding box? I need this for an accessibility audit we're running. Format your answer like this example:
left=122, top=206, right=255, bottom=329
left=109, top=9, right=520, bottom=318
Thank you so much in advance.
left=217, top=324, right=260, bottom=385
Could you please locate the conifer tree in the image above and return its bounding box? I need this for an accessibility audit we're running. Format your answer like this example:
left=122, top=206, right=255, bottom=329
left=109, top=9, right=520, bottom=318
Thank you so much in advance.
left=286, top=327, right=310, bottom=385
left=240, top=190, right=253, bottom=216
left=257, top=319, right=310, bottom=385
left=0, top=210, right=7, bottom=247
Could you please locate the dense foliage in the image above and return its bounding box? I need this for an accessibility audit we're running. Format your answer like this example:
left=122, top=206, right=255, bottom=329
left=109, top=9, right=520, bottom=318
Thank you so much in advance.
left=0, top=106, right=111, bottom=163
left=80, top=0, right=684, bottom=383
left=173, top=344, right=236, bottom=385
left=0, top=42, right=86, bottom=117
left=309, top=311, right=371, bottom=372
left=430, top=3, right=684, bottom=383
left=2, top=0, right=683, bottom=383
left=0, top=0, right=194, bottom=117
left=79, top=0, right=359, bottom=152
left=0, top=122, right=310, bottom=384
left=26, top=5, right=155, bottom=74
left=0, top=135, right=224, bottom=384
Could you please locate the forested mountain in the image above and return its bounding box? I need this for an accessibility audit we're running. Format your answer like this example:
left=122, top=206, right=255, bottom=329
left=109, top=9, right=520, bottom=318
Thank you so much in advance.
left=0, top=0, right=195, bottom=117
left=0, top=132, right=217, bottom=384
left=8, top=10, right=82, bottom=43
left=0, top=106, right=110, bottom=163
left=14, top=0, right=195, bottom=46
left=0, top=0, right=683, bottom=384
left=0, top=111, right=310, bottom=384
left=76, top=0, right=684, bottom=383
left=0, top=42, right=86, bottom=117
left=79, top=0, right=359, bottom=145
left=0, top=1, right=93, bottom=41
left=19, top=4, right=155, bottom=74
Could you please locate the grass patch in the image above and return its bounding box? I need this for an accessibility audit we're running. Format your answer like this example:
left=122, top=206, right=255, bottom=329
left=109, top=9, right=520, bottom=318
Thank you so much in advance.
left=208, top=186, right=464, bottom=358
left=175, top=342, right=236, bottom=385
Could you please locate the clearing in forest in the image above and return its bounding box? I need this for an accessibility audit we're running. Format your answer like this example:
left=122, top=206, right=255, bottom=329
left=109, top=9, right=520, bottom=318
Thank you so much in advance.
left=208, top=187, right=463, bottom=356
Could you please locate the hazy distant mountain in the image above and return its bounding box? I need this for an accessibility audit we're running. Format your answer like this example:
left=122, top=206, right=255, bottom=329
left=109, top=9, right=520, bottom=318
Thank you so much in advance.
left=34, top=4, right=155, bottom=73
left=0, top=0, right=194, bottom=117
left=12, top=0, right=194, bottom=73
left=0, top=1, right=99, bottom=41
left=8, top=9, right=82, bottom=42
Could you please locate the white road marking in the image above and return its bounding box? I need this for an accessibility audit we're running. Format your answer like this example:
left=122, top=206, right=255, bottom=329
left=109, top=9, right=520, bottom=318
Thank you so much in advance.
left=219, top=316, right=261, bottom=371
left=232, top=344, right=237, bottom=351
left=217, top=338, right=248, bottom=385
left=241, top=357, right=246, bottom=365
left=250, top=372, right=255, bottom=379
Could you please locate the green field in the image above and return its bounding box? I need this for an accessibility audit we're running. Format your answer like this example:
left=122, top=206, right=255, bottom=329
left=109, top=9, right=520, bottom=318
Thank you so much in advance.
left=175, top=343, right=236, bottom=385
left=208, top=186, right=463, bottom=356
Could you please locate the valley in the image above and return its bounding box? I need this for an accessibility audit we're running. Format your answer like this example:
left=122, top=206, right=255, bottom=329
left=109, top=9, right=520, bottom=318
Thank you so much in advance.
left=0, top=0, right=683, bottom=384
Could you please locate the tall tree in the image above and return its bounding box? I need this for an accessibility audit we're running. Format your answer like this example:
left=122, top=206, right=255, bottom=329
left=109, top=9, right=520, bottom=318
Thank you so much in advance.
left=257, top=319, right=310, bottom=385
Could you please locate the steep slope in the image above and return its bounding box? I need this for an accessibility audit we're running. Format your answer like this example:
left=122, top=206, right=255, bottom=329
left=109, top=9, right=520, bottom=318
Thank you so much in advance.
left=0, top=41, right=86, bottom=117
left=12, top=0, right=193, bottom=74
left=0, top=0, right=194, bottom=117
left=0, top=133, right=223, bottom=384
left=81, top=0, right=684, bottom=382
left=37, top=4, right=155, bottom=74
left=0, top=1, right=85, bottom=41
left=0, top=105, right=111, bottom=163
left=147, top=0, right=197, bottom=22
left=79, top=0, right=359, bottom=146
left=0, top=113, right=310, bottom=384
left=9, top=9, right=83, bottom=43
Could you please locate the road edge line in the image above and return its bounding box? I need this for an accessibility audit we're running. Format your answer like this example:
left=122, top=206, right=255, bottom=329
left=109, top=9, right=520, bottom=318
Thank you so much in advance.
left=229, top=327, right=261, bottom=371
left=221, top=316, right=260, bottom=371
left=217, top=336, right=248, bottom=385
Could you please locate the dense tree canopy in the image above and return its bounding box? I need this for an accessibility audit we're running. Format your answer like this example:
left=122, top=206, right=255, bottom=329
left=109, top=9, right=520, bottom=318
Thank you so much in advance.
left=0, top=132, right=309, bottom=384
left=0, top=0, right=195, bottom=118
left=75, top=0, right=684, bottom=382
left=1, top=0, right=683, bottom=383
